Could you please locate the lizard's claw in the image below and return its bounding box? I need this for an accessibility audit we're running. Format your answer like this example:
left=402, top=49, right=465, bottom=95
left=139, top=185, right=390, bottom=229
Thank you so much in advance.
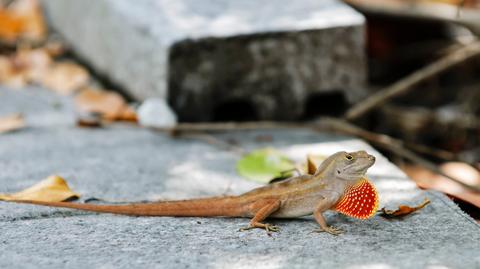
left=239, top=223, right=280, bottom=234
left=312, top=226, right=343, bottom=236
left=238, top=226, right=251, bottom=232
left=264, top=224, right=280, bottom=233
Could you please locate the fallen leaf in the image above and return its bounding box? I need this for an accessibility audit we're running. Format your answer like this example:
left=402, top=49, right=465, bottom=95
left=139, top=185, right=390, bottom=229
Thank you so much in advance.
left=267, top=169, right=298, bottom=184
left=0, top=175, right=79, bottom=202
left=0, top=0, right=46, bottom=43
left=0, top=9, right=23, bottom=42
left=0, top=56, right=12, bottom=76
left=402, top=163, right=480, bottom=208
left=268, top=154, right=327, bottom=183
left=8, top=0, right=46, bottom=42
left=0, top=55, right=27, bottom=88
left=236, top=148, right=295, bottom=183
left=0, top=113, right=25, bottom=134
left=0, top=45, right=82, bottom=91
left=76, top=117, right=103, bottom=128
left=74, top=88, right=137, bottom=122
left=306, top=154, right=317, bottom=175
left=44, top=40, right=67, bottom=57
left=303, top=154, right=326, bottom=175
left=0, top=47, right=54, bottom=88
left=42, top=62, right=89, bottom=95
left=380, top=198, right=430, bottom=218
left=118, top=105, right=138, bottom=122
left=13, top=47, right=52, bottom=83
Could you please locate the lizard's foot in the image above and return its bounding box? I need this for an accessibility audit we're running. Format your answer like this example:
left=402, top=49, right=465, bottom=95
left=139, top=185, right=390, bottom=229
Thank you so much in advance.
left=312, top=226, right=343, bottom=236
left=239, top=222, right=280, bottom=234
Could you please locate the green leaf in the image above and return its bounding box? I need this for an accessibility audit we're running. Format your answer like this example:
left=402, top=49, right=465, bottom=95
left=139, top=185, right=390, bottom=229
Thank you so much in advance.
left=236, top=148, right=295, bottom=183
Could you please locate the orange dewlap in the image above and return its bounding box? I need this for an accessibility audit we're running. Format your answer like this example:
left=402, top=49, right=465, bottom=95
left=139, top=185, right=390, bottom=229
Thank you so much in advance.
left=334, top=178, right=379, bottom=219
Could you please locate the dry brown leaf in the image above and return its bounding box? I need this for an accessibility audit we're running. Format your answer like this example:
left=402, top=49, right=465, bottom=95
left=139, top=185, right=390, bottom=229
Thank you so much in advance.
left=8, top=0, right=46, bottom=42
left=303, top=154, right=326, bottom=175
left=75, top=88, right=137, bottom=122
left=0, top=56, right=12, bottom=78
left=0, top=113, right=25, bottom=134
left=0, top=47, right=52, bottom=88
left=75, top=88, right=125, bottom=120
left=402, top=163, right=480, bottom=208
left=0, top=9, right=24, bottom=42
left=306, top=154, right=317, bottom=175
left=117, top=105, right=138, bottom=122
left=0, top=46, right=77, bottom=90
left=76, top=117, right=103, bottom=128
left=44, top=41, right=67, bottom=57
left=0, top=175, right=79, bottom=202
left=14, top=47, right=52, bottom=83
left=380, top=198, right=430, bottom=218
left=0, top=0, right=46, bottom=43
left=0, top=55, right=27, bottom=88
left=42, top=62, right=89, bottom=95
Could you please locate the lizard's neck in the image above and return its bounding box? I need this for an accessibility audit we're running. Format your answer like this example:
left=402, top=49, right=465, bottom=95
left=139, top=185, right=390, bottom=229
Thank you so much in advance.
left=334, top=177, right=379, bottom=219
left=318, top=172, right=364, bottom=197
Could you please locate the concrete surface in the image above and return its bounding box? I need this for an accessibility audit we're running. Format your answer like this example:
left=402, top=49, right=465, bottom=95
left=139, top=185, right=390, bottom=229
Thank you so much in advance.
left=42, top=0, right=366, bottom=121
left=0, top=87, right=479, bottom=269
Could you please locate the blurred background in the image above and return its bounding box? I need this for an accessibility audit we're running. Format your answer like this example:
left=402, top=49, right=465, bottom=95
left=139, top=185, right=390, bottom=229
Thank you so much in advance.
left=0, top=0, right=479, bottom=220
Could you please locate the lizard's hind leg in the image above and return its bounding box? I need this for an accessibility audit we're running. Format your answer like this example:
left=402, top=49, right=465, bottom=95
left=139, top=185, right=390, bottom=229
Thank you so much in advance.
left=239, top=199, right=281, bottom=234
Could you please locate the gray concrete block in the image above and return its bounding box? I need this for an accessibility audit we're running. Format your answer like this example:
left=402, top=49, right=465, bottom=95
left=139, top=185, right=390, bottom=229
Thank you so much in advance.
left=42, top=0, right=366, bottom=121
left=0, top=86, right=75, bottom=127
left=1, top=87, right=480, bottom=268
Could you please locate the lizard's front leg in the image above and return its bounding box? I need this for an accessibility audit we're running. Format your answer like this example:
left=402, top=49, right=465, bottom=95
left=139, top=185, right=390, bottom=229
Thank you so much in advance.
left=239, top=199, right=281, bottom=234
left=312, top=200, right=343, bottom=236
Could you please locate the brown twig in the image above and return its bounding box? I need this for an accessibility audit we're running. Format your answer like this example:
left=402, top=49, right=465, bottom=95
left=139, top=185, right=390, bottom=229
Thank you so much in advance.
left=153, top=122, right=305, bottom=133
left=313, top=118, right=480, bottom=192
left=457, top=0, right=465, bottom=18
left=152, top=119, right=480, bottom=193
left=405, top=141, right=480, bottom=173
left=403, top=142, right=456, bottom=161
left=344, top=40, right=480, bottom=120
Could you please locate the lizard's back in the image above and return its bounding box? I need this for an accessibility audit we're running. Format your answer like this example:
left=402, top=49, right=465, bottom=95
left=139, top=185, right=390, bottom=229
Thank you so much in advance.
left=238, top=174, right=332, bottom=218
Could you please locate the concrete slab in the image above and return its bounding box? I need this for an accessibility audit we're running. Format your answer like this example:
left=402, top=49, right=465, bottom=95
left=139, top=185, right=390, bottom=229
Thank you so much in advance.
left=42, top=0, right=366, bottom=120
left=0, top=87, right=75, bottom=128
left=0, top=87, right=479, bottom=268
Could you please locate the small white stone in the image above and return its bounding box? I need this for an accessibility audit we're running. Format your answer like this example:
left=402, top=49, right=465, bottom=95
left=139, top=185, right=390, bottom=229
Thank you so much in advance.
left=137, top=98, right=178, bottom=128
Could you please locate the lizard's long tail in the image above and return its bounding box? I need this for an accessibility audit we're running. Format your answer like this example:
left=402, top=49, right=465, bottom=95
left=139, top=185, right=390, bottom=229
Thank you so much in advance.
left=9, top=197, right=249, bottom=217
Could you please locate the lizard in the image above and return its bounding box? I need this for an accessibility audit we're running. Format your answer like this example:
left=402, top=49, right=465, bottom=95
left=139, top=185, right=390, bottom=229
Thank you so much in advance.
left=6, top=150, right=379, bottom=235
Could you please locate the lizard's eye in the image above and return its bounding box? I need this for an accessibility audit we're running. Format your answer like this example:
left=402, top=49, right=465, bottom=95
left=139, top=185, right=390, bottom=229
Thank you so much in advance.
left=345, top=154, right=353, bottom=160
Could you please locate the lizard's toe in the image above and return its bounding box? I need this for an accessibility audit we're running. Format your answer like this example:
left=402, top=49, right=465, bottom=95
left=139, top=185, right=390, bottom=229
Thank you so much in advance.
left=312, top=226, right=344, bottom=236
left=239, top=222, right=280, bottom=234
left=239, top=226, right=253, bottom=232
left=265, top=224, right=280, bottom=232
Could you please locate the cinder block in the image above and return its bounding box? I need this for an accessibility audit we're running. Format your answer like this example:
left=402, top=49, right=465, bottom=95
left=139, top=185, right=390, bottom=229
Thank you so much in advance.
left=43, top=0, right=366, bottom=121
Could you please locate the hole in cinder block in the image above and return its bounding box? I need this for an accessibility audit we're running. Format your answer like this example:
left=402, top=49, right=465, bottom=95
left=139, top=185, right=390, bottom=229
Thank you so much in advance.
left=303, top=91, right=348, bottom=119
left=213, top=99, right=258, bottom=122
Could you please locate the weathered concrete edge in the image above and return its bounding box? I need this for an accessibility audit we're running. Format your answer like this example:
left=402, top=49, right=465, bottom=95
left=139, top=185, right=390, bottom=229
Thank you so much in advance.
left=42, top=0, right=169, bottom=100
left=42, top=0, right=366, bottom=103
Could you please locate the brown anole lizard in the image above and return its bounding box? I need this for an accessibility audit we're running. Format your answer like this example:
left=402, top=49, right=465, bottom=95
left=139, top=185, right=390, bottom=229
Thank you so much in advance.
left=7, top=151, right=378, bottom=235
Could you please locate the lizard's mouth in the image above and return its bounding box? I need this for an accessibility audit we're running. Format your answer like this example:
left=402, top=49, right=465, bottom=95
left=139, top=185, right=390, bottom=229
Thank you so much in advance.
left=345, top=158, right=375, bottom=174
left=357, top=161, right=375, bottom=172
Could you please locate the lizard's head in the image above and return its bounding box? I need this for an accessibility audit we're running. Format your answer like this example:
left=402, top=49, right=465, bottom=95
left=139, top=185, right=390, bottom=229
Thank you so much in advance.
left=331, top=150, right=375, bottom=181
